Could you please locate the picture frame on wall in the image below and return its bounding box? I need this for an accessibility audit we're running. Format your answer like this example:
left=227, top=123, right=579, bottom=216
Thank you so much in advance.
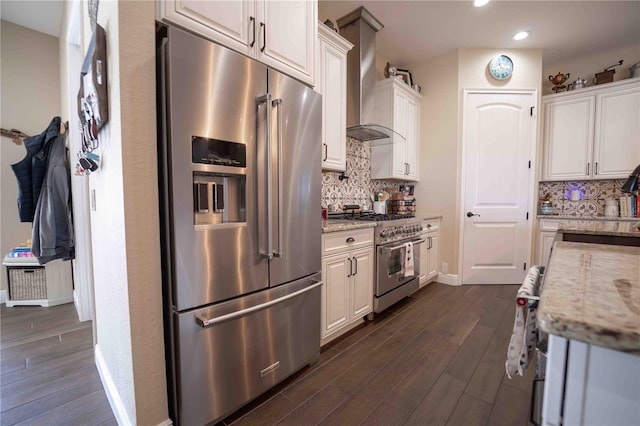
left=396, top=69, right=413, bottom=86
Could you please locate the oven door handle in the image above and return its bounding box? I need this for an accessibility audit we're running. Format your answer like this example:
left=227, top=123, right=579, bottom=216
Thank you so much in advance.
left=381, top=238, right=426, bottom=252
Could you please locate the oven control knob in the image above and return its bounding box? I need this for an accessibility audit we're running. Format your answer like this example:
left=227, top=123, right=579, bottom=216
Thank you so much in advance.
left=380, top=230, right=388, bottom=238
left=418, top=225, right=423, bottom=231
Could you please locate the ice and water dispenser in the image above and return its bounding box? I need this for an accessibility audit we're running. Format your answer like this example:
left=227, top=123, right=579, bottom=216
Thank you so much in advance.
left=191, top=136, right=246, bottom=227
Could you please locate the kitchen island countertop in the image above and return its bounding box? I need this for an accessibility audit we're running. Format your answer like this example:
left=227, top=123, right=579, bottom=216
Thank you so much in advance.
left=558, top=219, right=640, bottom=238
left=538, top=241, right=640, bottom=354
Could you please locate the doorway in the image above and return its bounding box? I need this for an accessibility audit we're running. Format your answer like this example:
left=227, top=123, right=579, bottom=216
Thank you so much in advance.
left=460, top=90, right=537, bottom=284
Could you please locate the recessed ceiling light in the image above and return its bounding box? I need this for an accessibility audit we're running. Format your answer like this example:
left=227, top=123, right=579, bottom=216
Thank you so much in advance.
left=474, top=0, right=490, bottom=7
left=513, top=31, right=530, bottom=41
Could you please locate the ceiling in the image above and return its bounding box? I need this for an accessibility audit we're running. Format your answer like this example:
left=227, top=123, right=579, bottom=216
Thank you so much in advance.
left=0, top=1, right=63, bottom=38
left=1, top=1, right=638, bottom=71
left=319, top=1, right=640, bottom=70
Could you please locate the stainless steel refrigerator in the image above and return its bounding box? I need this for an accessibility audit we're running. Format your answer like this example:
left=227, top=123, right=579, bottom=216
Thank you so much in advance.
left=157, top=27, right=322, bottom=426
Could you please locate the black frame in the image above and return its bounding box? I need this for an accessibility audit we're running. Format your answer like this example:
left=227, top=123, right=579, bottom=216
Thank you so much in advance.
left=396, top=68, right=412, bottom=86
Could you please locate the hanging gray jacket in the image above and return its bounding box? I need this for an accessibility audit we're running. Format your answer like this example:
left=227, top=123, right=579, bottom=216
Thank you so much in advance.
left=31, top=128, right=75, bottom=264
left=11, top=117, right=61, bottom=222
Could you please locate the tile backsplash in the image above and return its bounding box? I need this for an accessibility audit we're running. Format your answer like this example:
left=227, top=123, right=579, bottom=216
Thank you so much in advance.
left=539, top=179, right=626, bottom=216
left=322, top=138, right=408, bottom=210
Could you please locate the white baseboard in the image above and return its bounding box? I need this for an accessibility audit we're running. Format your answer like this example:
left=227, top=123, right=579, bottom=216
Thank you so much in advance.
left=436, top=273, right=460, bottom=286
left=95, top=344, right=134, bottom=426
left=95, top=345, right=173, bottom=426
left=0, top=290, right=6, bottom=304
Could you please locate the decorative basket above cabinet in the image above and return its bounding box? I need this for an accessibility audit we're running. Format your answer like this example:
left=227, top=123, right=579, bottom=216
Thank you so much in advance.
left=316, top=22, right=353, bottom=172
left=542, top=77, right=640, bottom=181
left=157, top=0, right=317, bottom=85
left=371, top=78, right=422, bottom=181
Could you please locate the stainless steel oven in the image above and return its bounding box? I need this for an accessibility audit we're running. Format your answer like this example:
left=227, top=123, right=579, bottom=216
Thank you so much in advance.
left=376, top=236, right=423, bottom=296
left=370, top=215, right=425, bottom=313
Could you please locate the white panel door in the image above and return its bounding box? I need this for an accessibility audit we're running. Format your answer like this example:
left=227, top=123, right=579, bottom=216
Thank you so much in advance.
left=594, top=86, right=640, bottom=179
left=350, top=247, right=373, bottom=319
left=462, top=91, right=535, bottom=284
left=258, top=0, right=315, bottom=82
left=543, top=96, right=595, bottom=180
left=173, top=0, right=255, bottom=56
left=321, top=252, right=350, bottom=337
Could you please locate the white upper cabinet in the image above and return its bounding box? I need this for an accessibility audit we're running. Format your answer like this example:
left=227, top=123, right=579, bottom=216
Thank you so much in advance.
left=542, top=78, right=640, bottom=181
left=371, top=78, right=422, bottom=181
left=257, top=1, right=316, bottom=84
left=316, top=23, right=353, bottom=172
left=158, top=0, right=317, bottom=85
left=593, top=84, right=640, bottom=178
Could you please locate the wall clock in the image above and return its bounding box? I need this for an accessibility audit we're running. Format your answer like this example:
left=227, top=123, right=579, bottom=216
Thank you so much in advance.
left=488, top=55, right=514, bottom=80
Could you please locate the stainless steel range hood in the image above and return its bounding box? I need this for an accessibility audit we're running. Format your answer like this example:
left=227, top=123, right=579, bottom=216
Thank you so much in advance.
left=337, top=7, right=398, bottom=142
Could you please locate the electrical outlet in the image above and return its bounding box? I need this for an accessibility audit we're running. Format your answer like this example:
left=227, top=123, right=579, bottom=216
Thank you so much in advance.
left=441, top=262, right=448, bottom=274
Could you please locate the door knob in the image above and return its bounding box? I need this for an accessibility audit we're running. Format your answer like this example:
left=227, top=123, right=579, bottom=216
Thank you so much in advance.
left=466, top=212, right=480, bottom=217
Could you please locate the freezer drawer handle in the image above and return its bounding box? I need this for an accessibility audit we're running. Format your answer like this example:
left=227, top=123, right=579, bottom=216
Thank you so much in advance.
left=194, top=281, right=322, bottom=328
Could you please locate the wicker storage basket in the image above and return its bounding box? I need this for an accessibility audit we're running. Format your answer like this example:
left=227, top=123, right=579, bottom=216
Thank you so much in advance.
left=8, top=267, right=47, bottom=300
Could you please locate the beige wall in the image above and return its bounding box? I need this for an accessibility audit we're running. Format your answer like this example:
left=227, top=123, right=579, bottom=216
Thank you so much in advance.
left=411, top=48, right=542, bottom=277
left=0, top=21, right=60, bottom=294
left=543, top=43, right=640, bottom=95
left=57, top=1, right=168, bottom=423
left=411, top=50, right=459, bottom=277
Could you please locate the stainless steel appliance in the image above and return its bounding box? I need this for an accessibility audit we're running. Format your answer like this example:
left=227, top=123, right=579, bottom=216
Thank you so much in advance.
left=338, top=213, right=424, bottom=313
left=157, top=27, right=322, bottom=426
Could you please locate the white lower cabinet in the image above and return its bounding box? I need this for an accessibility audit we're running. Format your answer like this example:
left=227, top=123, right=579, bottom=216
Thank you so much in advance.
left=543, top=334, right=640, bottom=426
left=419, top=218, right=440, bottom=285
left=536, top=219, right=560, bottom=268
left=321, top=229, right=374, bottom=341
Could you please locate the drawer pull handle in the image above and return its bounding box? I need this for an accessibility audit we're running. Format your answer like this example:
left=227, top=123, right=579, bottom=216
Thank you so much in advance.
left=426, top=224, right=431, bottom=228
left=346, top=237, right=355, bottom=243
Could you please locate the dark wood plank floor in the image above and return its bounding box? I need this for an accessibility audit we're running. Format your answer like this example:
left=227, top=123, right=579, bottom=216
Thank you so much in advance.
left=1, top=284, right=533, bottom=426
left=0, top=303, right=116, bottom=426
left=221, top=283, right=535, bottom=426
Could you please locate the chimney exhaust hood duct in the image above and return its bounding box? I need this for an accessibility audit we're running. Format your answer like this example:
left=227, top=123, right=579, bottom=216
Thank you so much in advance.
left=337, top=7, right=398, bottom=142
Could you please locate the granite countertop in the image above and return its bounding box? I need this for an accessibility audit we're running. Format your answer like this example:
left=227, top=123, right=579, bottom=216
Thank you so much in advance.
left=322, top=214, right=442, bottom=233
left=537, top=214, right=639, bottom=222
left=558, top=220, right=640, bottom=238
left=321, top=220, right=377, bottom=233
left=538, top=241, right=640, bottom=354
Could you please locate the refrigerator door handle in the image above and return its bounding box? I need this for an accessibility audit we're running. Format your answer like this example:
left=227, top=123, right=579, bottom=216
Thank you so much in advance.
left=194, top=280, right=322, bottom=327
left=257, top=93, right=274, bottom=260
left=272, top=98, right=284, bottom=258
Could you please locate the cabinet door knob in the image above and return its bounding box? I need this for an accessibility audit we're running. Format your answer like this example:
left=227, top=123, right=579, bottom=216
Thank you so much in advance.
left=346, top=237, right=355, bottom=243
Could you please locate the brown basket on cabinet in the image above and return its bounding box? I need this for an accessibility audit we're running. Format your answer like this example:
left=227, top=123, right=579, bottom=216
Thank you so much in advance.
left=8, top=267, right=47, bottom=300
